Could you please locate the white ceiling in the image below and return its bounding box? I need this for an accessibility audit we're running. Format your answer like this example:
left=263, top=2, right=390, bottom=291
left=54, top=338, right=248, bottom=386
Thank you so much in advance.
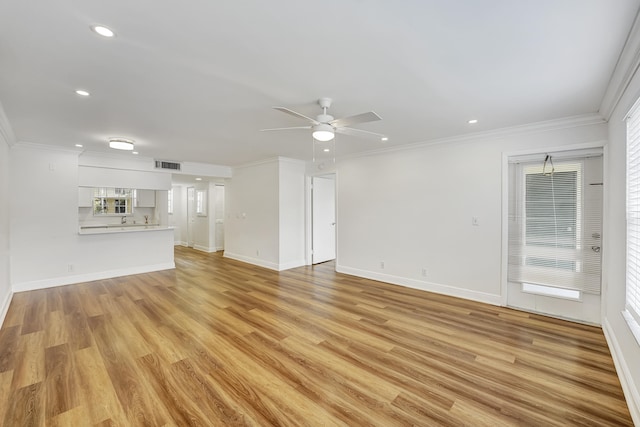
left=0, top=1, right=638, bottom=166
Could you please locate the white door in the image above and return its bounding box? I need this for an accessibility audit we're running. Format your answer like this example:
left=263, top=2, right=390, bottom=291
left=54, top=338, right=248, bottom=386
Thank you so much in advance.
left=312, top=175, right=336, bottom=264
left=187, top=187, right=195, bottom=248
left=507, top=153, right=603, bottom=324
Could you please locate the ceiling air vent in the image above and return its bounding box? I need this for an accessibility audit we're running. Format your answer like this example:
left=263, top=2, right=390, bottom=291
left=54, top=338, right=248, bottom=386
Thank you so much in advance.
left=155, top=160, right=181, bottom=171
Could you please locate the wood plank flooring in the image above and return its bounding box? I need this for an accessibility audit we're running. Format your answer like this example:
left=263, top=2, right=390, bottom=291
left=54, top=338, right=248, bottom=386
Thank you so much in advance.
left=0, top=246, right=633, bottom=426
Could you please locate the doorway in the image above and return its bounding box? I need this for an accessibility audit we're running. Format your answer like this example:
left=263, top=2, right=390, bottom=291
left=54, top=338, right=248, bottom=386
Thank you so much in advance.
left=311, top=174, right=336, bottom=264
left=506, top=149, right=603, bottom=324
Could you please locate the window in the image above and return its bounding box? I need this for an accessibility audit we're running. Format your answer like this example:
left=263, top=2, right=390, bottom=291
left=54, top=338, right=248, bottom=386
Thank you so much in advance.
left=625, top=101, right=640, bottom=341
left=196, top=189, right=207, bottom=216
left=92, top=187, right=133, bottom=215
left=168, top=188, right=174, bottom=215
left=508, top=158, right=601, bottom=296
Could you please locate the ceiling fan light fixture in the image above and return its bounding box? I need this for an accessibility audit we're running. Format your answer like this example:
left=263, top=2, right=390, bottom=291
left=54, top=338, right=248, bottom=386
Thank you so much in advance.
left=312, top=124, right=335, bottom=141
left=108, top=137, right=135, bottom=150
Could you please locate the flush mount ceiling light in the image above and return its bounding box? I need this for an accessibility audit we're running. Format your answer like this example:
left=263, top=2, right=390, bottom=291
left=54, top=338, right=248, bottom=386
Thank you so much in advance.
left=381, top=137, right=389, bottom=141
left=75, top=89, right=90, bottom=96
left=91, top=25, right=115, bottom=38
left=75, top=144, right=83, bottom=148
left=312, top=123, right=335, bottom=141
left=468, top=119, right=478, bottom=124
left=108, top=137, right=134, bottom=150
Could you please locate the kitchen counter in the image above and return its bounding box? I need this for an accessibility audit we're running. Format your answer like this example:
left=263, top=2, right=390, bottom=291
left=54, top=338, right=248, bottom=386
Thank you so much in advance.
left=79, top=224, right=174, bottom=235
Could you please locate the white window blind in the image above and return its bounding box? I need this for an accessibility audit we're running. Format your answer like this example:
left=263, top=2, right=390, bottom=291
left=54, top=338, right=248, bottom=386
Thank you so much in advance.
left=626, top=103, right=640, bottom=326
left=508, top=158, right=602, bottom=294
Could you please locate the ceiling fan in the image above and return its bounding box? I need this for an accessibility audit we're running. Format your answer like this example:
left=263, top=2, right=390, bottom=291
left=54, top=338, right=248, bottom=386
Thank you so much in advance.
left=261, top=98, right=386, bottom=141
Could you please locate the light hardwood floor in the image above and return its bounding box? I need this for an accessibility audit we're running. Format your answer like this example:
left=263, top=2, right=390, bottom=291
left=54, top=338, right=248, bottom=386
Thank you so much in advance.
left=0, top=246, right=633, bottom=426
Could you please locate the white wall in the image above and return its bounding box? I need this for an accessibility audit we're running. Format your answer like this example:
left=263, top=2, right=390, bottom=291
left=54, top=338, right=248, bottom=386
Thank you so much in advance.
left=336, top=121, right=607, bottom=305
left=279, top=159, right=306, bottom=269
left=10, top=144, right=174, bottom=290
left=225, top=157, right=306, bottom=270
left=225, top=159, right=280, bottom=269
left=0, top=124, right=11, bottom=324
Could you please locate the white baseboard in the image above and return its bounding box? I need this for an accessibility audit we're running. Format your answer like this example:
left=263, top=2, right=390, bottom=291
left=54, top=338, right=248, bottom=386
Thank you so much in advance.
left=0, top=289, right=13, bottom=328
left=603, top=318, right=640, bottom=426
left=174, top=241, right=187, bottom=246
left=194, top=245, right=217, bottom=253
left=335, top=264, right=502, bottom=306
left=12, top=262, right=176, bottom=292
left=223, top=252, right=280, bottom=271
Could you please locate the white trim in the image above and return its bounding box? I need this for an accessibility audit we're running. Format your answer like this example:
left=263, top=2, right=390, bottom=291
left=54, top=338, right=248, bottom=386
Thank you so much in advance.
left=233, top=156, right=305, bottom=170
left=12, top=262, right=175, bottom=292
left=335, top=264, right=501, bottom=306
left=340, top=114, right=605, bottom=162
left=500, top=141, right=607, bottom=309
left=174, top=241, right=188, bottom=247
left=223, top=252, right=304, bottom=271
left=223, top=252, right=280, bottom=271
left=0, top=290, right=13, bottom=328
left=600, top=9, right=640, bottom=120
left=12, top=141, right=81, bottom=154
left=623, top=309, right=640, bottom=346
left=603, top=318, right=640, bottom=426
left=194, top=244, right=217, bottom=253
left=279, top=259, right=306, bottom=271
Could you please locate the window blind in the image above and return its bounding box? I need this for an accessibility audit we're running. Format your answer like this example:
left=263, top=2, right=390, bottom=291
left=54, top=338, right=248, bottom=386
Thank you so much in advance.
left=508, top=159, right=602, bottom=294
left=627, top=103, right=640, bottom=324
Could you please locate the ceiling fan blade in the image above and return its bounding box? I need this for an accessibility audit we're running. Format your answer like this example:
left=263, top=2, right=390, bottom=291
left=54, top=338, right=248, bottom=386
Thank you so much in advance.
left=260, top=126, right=312, bottom=132
left=336, top=127, right=387, bottom=140
left=273, top=107, right=319, bottom=125
left=330, top=111, right=381, bottom=128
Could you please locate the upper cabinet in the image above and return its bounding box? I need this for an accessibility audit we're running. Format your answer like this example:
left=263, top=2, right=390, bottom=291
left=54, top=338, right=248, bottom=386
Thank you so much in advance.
left=135, top=190, right=156, bottom=208
left=78, top=187, right=93, bottom=208
left=78, top=187, right=157, bottom=213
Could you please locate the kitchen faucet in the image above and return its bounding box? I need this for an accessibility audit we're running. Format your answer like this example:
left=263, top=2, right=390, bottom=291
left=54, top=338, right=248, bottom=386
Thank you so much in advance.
left=121, top=216, right=127, bottom=224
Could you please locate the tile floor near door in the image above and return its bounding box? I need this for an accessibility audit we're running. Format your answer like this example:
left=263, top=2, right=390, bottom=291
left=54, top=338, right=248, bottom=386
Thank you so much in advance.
left=0, top=246, right=633, bottom=426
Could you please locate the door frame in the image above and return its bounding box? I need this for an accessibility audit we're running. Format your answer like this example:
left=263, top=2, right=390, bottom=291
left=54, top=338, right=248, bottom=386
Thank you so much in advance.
left=306, top=172, right=338, bottom=266
left=500, top=141, right=608, bottom=322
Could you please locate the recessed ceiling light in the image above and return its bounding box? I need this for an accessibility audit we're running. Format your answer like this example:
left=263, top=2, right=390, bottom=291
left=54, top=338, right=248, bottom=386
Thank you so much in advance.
left=75, top=90, right=90, bottom=97
left=195, top=178, right=203, bottom=181
left=91, top=25, right=115, bottom=38
left=108, top=137, right=134, bottom=150
left=75, top=144, right=83, bottom=148
left=468, top=119, right=478, bottom=124
left=381, top=137, right=389, bottom=141
left=132, top=151, right=139, bottom=155
left=323, top=148, right=330, bottom=152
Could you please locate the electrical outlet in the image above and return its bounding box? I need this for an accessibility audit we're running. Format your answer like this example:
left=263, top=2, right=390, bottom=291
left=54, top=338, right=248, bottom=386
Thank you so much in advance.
left=472, top=216, right=479, bottom=226
left=68, top=264, right=74, bottom=272
left=421, top=268, right=427, bottom=277
left=256, top=249, right=260, bottom=256
left=380, top=261, right=385, bottom=269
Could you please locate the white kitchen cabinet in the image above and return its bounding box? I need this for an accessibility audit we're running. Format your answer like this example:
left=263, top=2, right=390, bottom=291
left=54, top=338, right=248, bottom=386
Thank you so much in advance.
left=136, top=190, right=156, bottom=208
left=78, top=187, right=93, bottom=208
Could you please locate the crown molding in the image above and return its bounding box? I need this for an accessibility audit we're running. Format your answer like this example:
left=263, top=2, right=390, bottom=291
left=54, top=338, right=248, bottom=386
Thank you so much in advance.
left=600, top=9, right=640, bottom=120
left=233, top=156, right=304, bottom=170
left=339, top=113, right=606, bottom=162
left=0, top=102, right=16, bottom=147
left=12, top=141, right=82, bottom=154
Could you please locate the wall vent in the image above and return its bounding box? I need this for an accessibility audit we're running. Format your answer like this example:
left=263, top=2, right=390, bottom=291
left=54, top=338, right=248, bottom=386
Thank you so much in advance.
left=155, top=160, right=181, bottom=171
